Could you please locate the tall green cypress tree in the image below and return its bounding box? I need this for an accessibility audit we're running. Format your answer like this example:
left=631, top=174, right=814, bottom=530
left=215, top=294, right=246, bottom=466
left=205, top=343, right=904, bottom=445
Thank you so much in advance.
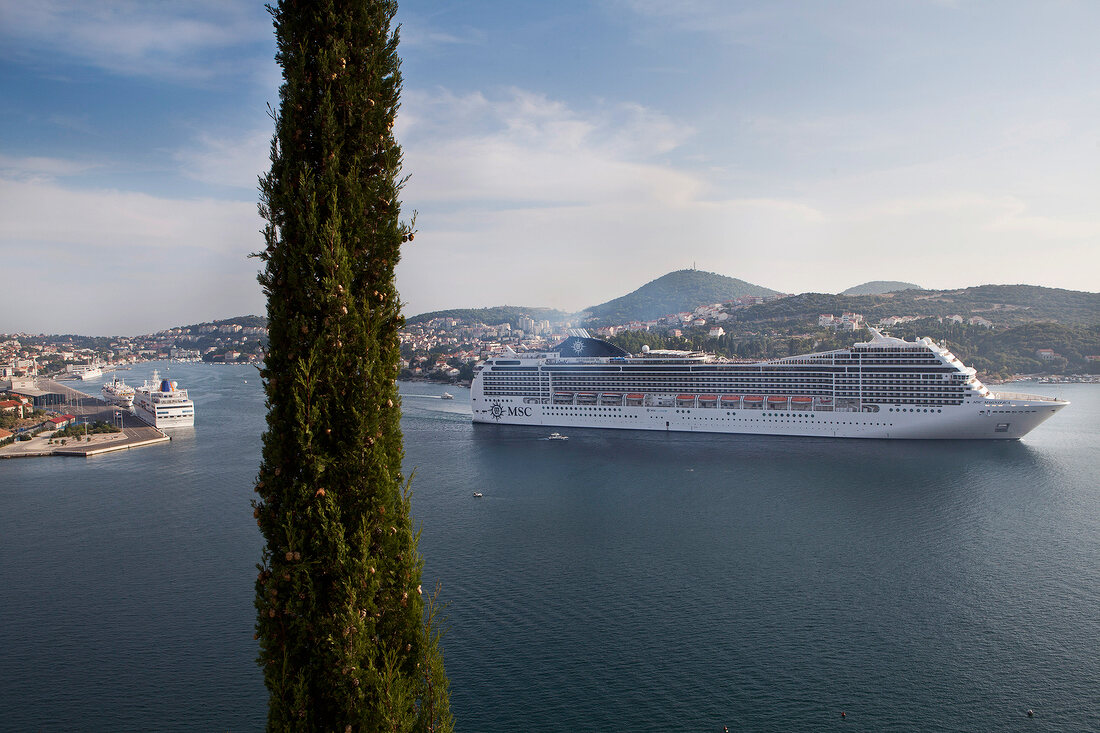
left=253, top=1, right=451, bottom=730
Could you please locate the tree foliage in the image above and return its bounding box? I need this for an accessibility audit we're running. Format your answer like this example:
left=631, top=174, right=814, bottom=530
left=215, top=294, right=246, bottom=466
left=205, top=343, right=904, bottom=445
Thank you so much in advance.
left=888, top=320, right=1100, bottom=378
left=253, top=1, right=451, bottom=730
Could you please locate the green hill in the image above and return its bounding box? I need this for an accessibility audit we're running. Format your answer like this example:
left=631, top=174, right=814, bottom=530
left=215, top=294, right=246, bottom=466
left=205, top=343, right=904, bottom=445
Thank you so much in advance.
left=606, top=283, right=1099, bottom=377
left=841, top=281, right=922, bottom=296
left=405, top=306, right=571, bottom=328
left=582, top=269, right=778, bottom=325
left=727, top=285, right=1099, bottom=330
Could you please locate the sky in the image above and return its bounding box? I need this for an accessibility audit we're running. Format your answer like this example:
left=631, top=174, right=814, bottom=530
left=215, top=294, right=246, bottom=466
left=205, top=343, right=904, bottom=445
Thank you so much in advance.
left=2, top=1, right=1098, bottom=336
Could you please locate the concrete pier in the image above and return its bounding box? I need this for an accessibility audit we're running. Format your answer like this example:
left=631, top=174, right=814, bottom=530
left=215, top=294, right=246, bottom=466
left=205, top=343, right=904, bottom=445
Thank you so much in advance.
left=1, top=378, right=170, bottom=459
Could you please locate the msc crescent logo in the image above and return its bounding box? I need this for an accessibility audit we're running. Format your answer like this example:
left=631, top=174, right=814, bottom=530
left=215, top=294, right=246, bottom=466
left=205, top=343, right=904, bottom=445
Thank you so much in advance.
left=572, top=340, right=585, bottom=354
left=490, top=403, right=504, bottom=420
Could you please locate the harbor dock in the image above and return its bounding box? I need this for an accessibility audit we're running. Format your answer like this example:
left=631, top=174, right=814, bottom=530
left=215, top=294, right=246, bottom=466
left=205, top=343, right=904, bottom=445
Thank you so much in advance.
left=0, top=379, right=170, bottom=459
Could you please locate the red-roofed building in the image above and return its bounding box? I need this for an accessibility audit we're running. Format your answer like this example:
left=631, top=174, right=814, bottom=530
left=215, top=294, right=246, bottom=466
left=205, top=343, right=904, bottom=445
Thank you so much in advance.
left=47, top=414, right=77, bottom=429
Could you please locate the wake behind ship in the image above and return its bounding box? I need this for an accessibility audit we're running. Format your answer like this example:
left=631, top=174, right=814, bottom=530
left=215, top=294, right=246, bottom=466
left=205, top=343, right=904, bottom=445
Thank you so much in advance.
left=470, top=330, right=1067, bottom=440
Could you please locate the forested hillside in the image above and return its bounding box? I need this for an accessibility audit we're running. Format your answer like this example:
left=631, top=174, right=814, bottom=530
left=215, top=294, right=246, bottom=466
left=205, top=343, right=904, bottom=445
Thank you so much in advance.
left=729, top=286, right=1100, bottom=330
left=609, top=318, right=1100, bottom=379
left=406, top=306, right=570, bottom=328
left=583, top=269, right=778, bottom=324
left=840, top=281, right=921, bottom=295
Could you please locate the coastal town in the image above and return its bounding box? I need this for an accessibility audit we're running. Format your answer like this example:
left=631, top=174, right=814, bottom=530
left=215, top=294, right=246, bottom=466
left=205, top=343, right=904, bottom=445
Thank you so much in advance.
left=4, top=291, right=1098, bottom=391
left=1, top=319, right=267, bottom=377
left=2, top=282, right=1096, bottom=453
left=396, top=301, right=1099, bottom=382
left=1, top=323, right=227, bottom=455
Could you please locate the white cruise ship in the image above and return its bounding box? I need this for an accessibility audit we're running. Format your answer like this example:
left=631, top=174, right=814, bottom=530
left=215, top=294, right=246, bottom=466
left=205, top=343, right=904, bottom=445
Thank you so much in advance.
left=101, top=376, right=135, bottom=408
left=67, top=364, right=103, bottom=381
left=135, top=370, right=195, bottom=428
left=470, top=330, right=1068, bottom=440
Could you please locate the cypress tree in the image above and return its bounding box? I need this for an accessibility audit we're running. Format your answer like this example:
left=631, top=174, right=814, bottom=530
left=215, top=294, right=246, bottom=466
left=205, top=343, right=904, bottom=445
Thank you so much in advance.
left=253, top=1, right=451, bottom=730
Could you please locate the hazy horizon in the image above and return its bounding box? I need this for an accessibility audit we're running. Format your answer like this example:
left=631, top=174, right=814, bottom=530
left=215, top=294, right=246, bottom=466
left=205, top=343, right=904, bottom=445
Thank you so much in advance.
left=5, top=272, right=1096, bottom=339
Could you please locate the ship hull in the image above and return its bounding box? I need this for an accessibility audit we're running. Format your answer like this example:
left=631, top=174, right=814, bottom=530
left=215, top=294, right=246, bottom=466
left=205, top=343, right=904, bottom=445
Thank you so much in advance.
left=472, top=399, right=1064, bottom=440
left=135, top=402, right=194, bottom=428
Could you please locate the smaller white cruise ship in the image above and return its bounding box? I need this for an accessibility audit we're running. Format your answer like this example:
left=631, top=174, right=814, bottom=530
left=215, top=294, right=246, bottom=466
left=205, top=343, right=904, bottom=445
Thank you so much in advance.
left=135, top=370, right=195, bottom=428
left=101, top=376, right=135, bottom=408
left=68, top=364, right=103, bottom=381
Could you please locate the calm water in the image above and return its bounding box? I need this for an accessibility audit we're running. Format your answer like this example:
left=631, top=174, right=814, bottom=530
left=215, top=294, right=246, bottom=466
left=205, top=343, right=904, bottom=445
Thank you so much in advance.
left=1, top=364, right=1097, bottom=731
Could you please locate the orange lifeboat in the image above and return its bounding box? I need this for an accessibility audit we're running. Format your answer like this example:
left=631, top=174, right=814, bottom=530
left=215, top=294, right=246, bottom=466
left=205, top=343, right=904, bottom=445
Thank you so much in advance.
left=625, top=393, right=644, bottom=400
left=791, top=396, right=813, bottom=404
left=767, top=395, right=788, bottom=403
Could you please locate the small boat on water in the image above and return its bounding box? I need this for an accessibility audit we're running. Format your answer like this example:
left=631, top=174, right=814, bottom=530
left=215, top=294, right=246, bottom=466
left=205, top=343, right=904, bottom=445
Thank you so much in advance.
left=548, top=432, right=569, bottom=440
left=473, top=492, right=483, bottom=498
left=441, top=392, right=454, bottom=400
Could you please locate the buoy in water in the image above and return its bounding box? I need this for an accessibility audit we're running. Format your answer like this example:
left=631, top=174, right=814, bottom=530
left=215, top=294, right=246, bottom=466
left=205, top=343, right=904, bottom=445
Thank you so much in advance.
left=1027, top=709, right=1034, bottom=718
left=841, top=711, right=846, bottom=718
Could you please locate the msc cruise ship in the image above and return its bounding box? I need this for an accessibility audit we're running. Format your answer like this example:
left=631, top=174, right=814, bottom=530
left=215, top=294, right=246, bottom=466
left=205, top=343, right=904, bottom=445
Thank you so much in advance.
left=470, top=330, right=1067, bottom=440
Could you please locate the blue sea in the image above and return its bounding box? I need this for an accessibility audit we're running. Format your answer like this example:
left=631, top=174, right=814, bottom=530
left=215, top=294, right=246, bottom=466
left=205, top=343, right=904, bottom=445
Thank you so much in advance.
left=1, top=363, right=1097, bottom=731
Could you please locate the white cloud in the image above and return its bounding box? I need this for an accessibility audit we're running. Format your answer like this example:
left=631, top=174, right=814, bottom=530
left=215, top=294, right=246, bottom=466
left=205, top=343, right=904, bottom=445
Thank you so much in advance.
left=393, top=85, right=1099, bottom=315
left=399, top=88, right=699, bottom=206
left=175, top=129, right=272, bottom=191
left=0, top=175, right=265, bottom=333
left=984, top=207, right=1100, bottom=241
left=0, top=154, right=102, bottom=182
left=398, top=20, right=486, bottom=49
left=0, top=176, right=260, bottom=253
left=0, top=0, right=271, bottom=82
